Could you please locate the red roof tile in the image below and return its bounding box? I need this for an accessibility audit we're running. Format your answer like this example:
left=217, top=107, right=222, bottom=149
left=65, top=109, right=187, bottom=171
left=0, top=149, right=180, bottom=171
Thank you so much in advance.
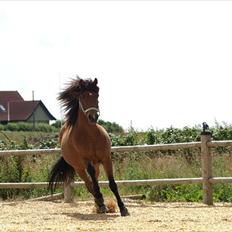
left=9, top=101, right=40, bottom=121
left=0, top=91, right=24, bottom=108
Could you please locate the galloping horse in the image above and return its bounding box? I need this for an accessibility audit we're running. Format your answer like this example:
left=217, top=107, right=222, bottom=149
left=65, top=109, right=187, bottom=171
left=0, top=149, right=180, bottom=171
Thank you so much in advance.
left=48, top=77, right=129, bottom=216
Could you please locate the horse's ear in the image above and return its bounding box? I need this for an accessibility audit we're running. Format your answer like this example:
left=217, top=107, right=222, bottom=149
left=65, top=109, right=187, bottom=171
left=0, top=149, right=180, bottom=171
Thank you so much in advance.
left=79, top=79, right=84, bottom=87
left=93, top=78, right=98, bottom=85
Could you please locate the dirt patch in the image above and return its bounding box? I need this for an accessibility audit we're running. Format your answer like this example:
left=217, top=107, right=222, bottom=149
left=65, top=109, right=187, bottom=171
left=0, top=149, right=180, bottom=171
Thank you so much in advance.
left=1, top=199, right=232, bottom=231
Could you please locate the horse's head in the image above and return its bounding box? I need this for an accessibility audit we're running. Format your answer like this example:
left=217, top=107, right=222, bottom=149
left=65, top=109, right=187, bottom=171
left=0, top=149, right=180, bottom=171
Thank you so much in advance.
left=79, top=78, right=100, bottom=124
left=58, top=77, right=100, bottom=126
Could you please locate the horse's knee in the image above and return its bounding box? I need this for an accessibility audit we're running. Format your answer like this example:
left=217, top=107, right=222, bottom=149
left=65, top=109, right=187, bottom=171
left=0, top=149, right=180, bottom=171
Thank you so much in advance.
left=87, top=162, right=96, bottom=177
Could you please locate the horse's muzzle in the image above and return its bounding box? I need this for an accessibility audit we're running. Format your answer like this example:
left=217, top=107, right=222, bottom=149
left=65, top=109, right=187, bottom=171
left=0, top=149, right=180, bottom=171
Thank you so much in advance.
left=87, top=111, right=99, bottom=123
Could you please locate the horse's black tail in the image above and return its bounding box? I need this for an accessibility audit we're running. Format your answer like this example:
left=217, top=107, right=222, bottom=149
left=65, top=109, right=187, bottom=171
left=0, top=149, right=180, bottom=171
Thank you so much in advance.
left=48, top=157, right=75, bottom=194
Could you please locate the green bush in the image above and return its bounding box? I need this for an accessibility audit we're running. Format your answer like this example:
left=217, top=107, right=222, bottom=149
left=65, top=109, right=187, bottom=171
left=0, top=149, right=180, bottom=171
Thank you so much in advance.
left=51, top=120, right=63, bottom=129
left=98, top=119, right=124, bottom=134
left=145, top=128, right=156, bottom=144
left=36, top=123, right=56, bottom=133
left=0, top=124, right=4, bottom=131
left=145, top=184, right=202, bottom=202
left=0, top=122, right=59, bottom=132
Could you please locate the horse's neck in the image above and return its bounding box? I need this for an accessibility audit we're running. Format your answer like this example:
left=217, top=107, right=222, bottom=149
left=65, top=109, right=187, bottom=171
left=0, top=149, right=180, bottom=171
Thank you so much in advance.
left=71, top=108, right=111, bottom=151
left=74, top=109, right=97, bottom=135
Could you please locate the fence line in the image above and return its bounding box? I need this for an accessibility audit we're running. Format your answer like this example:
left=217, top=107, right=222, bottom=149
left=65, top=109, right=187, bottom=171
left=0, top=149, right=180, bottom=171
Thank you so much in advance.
left=0, top=148, right=60, bottom=158
left=0, top=178, right=204, bottom=189
left=0, top=141, right=203, bottom=157
left=1, top=133, right=232, bottom=205
left=2, top=177, right=232, bottom=190
left=1, top=140, right=232, bottom=157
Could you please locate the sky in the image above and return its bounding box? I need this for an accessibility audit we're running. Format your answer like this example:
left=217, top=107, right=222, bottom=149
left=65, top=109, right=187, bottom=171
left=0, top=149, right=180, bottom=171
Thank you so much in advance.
left=0, top=1, right=232, bottom=131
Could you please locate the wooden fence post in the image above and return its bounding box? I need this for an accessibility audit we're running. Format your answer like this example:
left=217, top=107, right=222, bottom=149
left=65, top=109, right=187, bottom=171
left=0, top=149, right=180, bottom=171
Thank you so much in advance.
left=64, top=182, right=74, bottom=203
left=201, top=131, right=213, bottom=205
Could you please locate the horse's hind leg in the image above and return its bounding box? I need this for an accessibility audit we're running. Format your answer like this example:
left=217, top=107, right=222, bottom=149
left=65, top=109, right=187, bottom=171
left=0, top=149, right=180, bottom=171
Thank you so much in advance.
left=87, top=162, right=107, bottom=214
left=103, top=159, right=129, bottom=216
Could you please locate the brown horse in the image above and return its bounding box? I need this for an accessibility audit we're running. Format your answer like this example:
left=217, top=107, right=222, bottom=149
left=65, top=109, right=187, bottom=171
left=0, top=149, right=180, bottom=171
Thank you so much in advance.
left=48, top=77, right=129, bottom=216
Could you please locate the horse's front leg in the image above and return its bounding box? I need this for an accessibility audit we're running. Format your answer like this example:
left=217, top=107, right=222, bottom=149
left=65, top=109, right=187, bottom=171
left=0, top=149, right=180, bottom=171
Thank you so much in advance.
left=103, top=159, right=130, bottom=216
left=86, top=162, right=107, bottom=213
left=77, top=164, right=107, bottom=213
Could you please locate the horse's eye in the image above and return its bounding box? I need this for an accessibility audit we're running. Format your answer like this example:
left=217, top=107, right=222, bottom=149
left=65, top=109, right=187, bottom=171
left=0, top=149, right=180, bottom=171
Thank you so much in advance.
left=89, top=93, right=93, bottom=96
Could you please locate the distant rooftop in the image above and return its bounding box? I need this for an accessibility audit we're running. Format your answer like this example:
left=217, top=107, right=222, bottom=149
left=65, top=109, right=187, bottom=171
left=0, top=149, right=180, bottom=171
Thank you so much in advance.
left=0, top=91, right=56, bottom=122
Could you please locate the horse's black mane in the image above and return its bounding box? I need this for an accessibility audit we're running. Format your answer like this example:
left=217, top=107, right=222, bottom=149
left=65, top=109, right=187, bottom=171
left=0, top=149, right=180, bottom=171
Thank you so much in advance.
left=58, top=77, right=99, bottom=127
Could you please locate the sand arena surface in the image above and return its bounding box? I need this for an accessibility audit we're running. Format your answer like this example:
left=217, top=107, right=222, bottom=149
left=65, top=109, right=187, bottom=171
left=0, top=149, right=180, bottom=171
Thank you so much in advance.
left=1, top=199, right=232, bottom=232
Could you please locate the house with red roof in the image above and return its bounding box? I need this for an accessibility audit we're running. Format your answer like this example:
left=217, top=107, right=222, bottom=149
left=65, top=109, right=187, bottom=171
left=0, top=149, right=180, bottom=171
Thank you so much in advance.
left=0, top=91, right=56, bottom=124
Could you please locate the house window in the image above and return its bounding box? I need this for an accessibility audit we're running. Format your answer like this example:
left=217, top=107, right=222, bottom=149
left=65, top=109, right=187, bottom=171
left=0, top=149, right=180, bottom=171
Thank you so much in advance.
left=0, top=105, right=6, bottom=112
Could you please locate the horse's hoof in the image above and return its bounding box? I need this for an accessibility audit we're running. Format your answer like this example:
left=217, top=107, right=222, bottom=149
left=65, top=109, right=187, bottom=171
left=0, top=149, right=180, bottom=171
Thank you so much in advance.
left=96, top=205, right=107, bottom=214
left=120, top=208, right=130, bottom=216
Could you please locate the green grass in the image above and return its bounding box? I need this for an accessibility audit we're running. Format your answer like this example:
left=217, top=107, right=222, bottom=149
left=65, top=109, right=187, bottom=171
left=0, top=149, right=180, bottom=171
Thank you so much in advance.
left=0, top=131, right=58, bottom=148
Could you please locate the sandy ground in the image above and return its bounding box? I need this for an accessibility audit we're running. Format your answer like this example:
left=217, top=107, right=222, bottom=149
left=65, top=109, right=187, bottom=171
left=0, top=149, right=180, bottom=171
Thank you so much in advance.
left=1, top=199, right=232, bottom=232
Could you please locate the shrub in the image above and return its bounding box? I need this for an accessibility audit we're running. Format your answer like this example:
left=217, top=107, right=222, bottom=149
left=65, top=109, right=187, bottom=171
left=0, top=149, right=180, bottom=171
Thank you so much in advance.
left=51, top=120, right=63, bottom=129
left=0, top=124, right=4, bottom=131
left=98, top=119, right=124, bottom=133
left=0, top=122, right=58, bottom=132
left=145, top=128, right=156, bottom=144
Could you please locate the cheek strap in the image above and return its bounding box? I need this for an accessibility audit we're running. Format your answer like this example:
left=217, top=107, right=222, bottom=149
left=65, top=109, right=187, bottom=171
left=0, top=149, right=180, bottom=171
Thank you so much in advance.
left=79, top=100, right=100, bottom=114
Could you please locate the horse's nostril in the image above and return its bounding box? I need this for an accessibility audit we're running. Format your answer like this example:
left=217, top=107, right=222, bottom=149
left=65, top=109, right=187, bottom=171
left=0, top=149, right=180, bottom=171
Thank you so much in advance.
left=88, top=114, right=98, bottom=123
left=88, top=115, right=92, bottom=122
left=96, top=113, right=99, bottom=120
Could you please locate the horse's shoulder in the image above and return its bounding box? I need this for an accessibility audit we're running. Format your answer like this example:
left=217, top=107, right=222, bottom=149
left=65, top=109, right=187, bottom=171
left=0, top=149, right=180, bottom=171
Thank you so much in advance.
left=96, top=124, right=110, bottom=138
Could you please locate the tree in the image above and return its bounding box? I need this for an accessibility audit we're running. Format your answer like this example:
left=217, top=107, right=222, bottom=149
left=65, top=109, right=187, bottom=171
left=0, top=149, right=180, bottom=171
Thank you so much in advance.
left=98, top=119, right=124, bottom=134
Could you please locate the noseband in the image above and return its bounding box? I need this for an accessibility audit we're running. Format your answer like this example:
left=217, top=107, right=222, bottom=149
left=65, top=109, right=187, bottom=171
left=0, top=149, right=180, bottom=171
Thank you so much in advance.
left=79, top=99, right=100, bottom=115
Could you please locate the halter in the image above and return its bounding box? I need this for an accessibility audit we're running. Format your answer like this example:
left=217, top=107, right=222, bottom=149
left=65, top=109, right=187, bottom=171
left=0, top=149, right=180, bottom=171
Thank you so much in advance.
left=79, top=99, right=100, bottom=115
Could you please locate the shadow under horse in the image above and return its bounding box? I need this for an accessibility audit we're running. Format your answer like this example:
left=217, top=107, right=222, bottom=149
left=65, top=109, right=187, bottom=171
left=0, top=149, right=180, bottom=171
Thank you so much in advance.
left=48, top=77, right=129, bottom=216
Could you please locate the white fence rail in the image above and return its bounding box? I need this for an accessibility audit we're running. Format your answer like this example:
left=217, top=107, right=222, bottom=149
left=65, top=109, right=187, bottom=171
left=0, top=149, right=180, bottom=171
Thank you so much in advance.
left=1, top=133, right=232, bottom=205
